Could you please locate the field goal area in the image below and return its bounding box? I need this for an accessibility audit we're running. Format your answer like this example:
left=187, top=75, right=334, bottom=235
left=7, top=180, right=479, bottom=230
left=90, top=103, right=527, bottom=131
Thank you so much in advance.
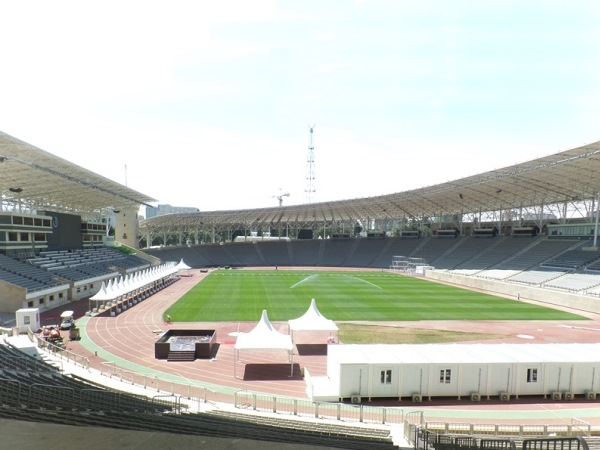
left=390, top=256, right=432, bottom=276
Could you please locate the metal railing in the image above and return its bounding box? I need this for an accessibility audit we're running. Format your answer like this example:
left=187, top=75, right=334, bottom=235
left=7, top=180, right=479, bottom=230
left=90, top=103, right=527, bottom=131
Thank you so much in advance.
left=21, top=337, right=600, bottom=442
left=99, top=361, right=219, bottom=411
left=234, top=390, right=405, bottom=426
left=33, top=333, right=89, bottom=370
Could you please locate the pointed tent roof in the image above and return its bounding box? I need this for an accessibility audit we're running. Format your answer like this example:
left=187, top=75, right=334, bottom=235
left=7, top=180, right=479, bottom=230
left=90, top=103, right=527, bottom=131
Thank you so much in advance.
left=89, top=281, right=114, bottom=302
left=235, top=310, right=293, bottom=351
left=288, top=299, right=338, bottom=333
left=176, top=258, right=191, bottom=270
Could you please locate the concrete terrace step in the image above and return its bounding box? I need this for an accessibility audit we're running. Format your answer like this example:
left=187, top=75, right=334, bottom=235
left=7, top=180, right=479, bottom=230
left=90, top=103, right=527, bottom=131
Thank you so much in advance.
left=167, top=350, right=195, bottom=362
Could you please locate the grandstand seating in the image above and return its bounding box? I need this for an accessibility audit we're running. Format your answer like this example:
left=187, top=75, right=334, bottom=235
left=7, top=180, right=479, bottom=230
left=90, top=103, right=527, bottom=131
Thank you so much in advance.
left=507, top=270, right=566, bottom=286
left=143, top=236, right=600, bottom=276
left=372, top=237, right=422, bottom=268
left=433, top=236, right=503, bottom=270
left=0, top=342, right=396, bottom=449
left=542, top=273, right=600, bottom=292
left=493, top=239, right=578, bottom=271
left=410, top=236, right=463, bottom=267
left=320, top=239, right=358, bottom=266
left=344, top=238, right=390, bottom=267
left=462, top=236, right=539, bottom=270
left=27, top=248, right=150, bottom=283
left=540, top=242, right=600, bottom=270
left=256, top=241, right=293, bottom=266
left=225, top=242, right=265, bottom=266
left=290, top=240, right=324, bottom=266
left=0, top=254, right=67, bottom=291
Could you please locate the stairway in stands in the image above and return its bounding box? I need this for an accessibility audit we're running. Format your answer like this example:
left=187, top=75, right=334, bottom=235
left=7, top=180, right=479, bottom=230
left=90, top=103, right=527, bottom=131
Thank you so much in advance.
left=167, top=350, right=195, bottom=362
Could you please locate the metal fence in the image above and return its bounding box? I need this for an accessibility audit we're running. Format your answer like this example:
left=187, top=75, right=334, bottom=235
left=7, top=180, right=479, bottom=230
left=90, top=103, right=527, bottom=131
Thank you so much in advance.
left=410, top=426, right=590, bottom=450
left=26, top=339, right=600, bottom=443
left=234, top=390, right=405, bottom=426
left=30, top=330, right=89, bottom=370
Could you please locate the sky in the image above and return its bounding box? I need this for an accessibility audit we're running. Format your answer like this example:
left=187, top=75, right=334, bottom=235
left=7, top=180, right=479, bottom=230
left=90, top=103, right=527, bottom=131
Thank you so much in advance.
left=1, top=1, right=600, bottom=215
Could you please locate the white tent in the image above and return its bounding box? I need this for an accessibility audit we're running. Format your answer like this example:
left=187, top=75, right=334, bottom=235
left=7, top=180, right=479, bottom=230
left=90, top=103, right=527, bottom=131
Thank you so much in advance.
left=288, top=298, right=339, bottom=343
left=175, top=258, right=191, bottom=270
left=175, top=258, right=192, bottom=276
left=234, top=310, right=294, bottom=378
left=88, top=281, right=114, bottom=312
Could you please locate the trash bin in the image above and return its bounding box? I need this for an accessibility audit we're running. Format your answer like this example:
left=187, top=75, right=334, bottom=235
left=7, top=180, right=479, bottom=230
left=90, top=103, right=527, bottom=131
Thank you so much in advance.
left=69, top=327, right=80, bottom=341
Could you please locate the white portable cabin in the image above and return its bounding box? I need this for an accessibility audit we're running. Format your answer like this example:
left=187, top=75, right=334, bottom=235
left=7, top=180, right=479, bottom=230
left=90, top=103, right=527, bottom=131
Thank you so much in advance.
left=323, top=343, right=600, bottom=402
left=15, top=308, right=40, bottom=334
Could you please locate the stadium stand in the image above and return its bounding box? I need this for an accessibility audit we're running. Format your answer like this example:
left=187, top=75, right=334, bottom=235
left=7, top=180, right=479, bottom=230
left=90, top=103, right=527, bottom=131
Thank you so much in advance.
left=320, top=239, right=358, bottom=266
left=431, top=236, right=503, bottom=269
left=492, top=238, right=578, bottom=271
left=256, top=241, right=293, bottom=266
left=540, top=242, right=600, bottom=270
left=506, top=270, right=566, bottom=286
left=0, top=254, right=66, bottom=291
left=0, top=341, right=397, bottom=450
left=226, top=242, right=265, bottom=266
left=290, top=239, right=324, bottom=266
left=344, top=237, right=390, bottom=267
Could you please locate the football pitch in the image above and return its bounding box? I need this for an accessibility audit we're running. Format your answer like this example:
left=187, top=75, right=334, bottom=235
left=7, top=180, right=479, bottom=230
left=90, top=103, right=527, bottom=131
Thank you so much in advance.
left=165, top=270, right=587, bottom=322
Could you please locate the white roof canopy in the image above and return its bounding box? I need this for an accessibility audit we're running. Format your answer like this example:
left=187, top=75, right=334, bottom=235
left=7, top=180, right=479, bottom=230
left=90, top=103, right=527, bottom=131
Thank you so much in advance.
left=288, top=298, right=339, bottom=337
left=175, top=258, right=191, bottom=270
left=234, top=310, right=294, bottom=378
left=235, top=310, right=293, bottom=351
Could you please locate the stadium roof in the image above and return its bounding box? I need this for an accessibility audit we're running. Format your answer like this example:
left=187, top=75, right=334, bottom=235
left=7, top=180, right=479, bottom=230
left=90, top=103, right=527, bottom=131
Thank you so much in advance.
left=2, top=130, right=599, bottom=229
left=141, top=139, right=600, bottom=230
left=0, top=131, right=156, bottom=215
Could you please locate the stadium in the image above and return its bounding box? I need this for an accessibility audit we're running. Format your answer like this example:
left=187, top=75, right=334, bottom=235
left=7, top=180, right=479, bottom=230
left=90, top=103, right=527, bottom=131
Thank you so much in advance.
left=3, top=129, right=600, bottom=449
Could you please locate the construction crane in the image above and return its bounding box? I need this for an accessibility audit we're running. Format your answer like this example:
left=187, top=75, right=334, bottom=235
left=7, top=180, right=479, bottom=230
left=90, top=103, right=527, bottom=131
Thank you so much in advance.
left=273, top=189, right=290, bottom=207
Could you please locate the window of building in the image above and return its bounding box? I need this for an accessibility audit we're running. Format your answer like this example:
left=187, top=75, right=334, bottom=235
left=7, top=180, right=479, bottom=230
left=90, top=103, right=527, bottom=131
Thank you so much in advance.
left=27, top=301, right=34, bottom=308
left=440, top=369, right=451, bottom=384
left=380, top=369, right=392, bottom=384
left=39, top=298, right=44, bottom=305
left=13, top=216, right=23, bottom=225
left=527, top=368, right=538, bottom=383
left=8, top=232, right=18, bottom=242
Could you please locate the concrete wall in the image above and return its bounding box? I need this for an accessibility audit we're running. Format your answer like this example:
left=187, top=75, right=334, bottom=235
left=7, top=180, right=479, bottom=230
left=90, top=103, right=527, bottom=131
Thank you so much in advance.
left=0, top=283, right=26, bottom=314
left=425, top=270, right=600, bottom=315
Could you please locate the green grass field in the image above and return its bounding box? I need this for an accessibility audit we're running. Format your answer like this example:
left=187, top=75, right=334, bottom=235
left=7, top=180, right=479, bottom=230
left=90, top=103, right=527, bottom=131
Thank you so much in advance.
left=165, top=270, right=587, bottom=322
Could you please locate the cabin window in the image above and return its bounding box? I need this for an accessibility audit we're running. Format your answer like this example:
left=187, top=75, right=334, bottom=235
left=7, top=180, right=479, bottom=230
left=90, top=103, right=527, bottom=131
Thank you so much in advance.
left=527, top=368, right=538, bottom=383
left=380, top=369, right=392, bottom=384
left=440, top=369, right=451, bottom=384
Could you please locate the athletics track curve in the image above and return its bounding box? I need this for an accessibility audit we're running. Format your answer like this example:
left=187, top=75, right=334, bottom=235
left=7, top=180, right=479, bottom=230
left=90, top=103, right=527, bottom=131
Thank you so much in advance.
left=60, top=268, right=600, bottom=427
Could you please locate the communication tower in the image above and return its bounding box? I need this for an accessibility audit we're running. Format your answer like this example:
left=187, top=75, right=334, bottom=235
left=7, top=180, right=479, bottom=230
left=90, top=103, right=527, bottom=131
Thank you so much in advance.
left=305, top=125, right=316, bottom=204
